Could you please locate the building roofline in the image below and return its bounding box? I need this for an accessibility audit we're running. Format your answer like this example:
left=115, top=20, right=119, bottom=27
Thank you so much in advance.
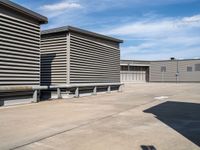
left=121, top=58, right=200, bottom=62
left=0, top=0, right=48, bottom=24
left=120, top=60, right=151, bottom=62
left=42, top=26, right=123, bottom=43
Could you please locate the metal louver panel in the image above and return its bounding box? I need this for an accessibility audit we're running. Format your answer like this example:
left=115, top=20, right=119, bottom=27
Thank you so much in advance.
left=70, top=33, right=120, bottom=83
left=0, top=13, right=40, bottom=86
left=40, top=34, right=67, bottom=85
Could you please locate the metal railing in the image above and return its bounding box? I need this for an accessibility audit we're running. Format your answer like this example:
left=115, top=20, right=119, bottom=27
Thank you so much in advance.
left=0, top=83, right=124, bottom=103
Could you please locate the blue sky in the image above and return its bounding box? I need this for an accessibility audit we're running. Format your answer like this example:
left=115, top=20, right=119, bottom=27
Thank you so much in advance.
left=12, top=0, right=200, bottom=60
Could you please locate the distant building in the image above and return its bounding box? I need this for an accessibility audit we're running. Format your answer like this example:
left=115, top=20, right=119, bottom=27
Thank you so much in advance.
left=120, top=60, right=150, bottom=82
left=120, top=59, right=200, bottom=83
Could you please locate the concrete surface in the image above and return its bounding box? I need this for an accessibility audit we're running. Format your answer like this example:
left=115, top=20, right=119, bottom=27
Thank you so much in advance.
left=0, top=83, right=199, bottom=150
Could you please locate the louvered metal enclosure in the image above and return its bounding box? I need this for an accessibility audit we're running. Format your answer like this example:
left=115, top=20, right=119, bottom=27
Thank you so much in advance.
left=41, top=26, right=123, bottom=86
left=0, top=0, right=47, bottom=106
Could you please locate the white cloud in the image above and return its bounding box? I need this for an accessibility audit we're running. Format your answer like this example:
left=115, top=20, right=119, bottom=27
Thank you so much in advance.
left=37, top=0, right=200, bottom=60
left=106, top=14, right=200, bottom=38
left=41, top=1, right=82, bottom=11
left=120, top=35, right=200, bottom=60
left=109, top=14, right=200, bottom=60
left=40, top=0, right=82, bottom=18
left=182, top=14, right=200, bottom=22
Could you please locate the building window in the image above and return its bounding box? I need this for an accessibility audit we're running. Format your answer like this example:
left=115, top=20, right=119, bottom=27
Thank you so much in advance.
left=195, top=64, right=200, bottom=71
left=161, top=66, right=166, bottom=72
left=121, top=66, right=128, bottom=71
left=187, top=66, right=193, bottom=72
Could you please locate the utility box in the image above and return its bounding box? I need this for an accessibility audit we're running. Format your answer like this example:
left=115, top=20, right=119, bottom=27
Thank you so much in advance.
left=0, top=0, right=47, bottom=105
left=41, top=26, right=123, bottom=86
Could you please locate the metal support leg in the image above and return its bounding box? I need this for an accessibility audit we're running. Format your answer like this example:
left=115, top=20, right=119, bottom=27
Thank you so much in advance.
left=57, top=88, right=62, bottom=99
left=107, top=86, right=111, bottom=93
left=118, top=85, right=123, bottom=92
left=75, top=87, right=79, bottom=98
left=93, top=86, right=97, bottom=95
left=33, top=90, right=38, bottom=103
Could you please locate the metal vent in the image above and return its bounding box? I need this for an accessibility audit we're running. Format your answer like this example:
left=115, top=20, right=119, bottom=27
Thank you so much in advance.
left=40, top=35, right=67, bottom=85
left=0, top=13, right=40, bottom=86
left=187, top=66, right=193, bottom=72
left=70, top=33, right=120, bottom=83
left=161, top=66, right=166, bottom=72
left=195, top=64, right=200, bottom=71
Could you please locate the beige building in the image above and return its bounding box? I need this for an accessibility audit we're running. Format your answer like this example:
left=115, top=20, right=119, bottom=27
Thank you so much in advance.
left=120, top=59, right=200, bottom=83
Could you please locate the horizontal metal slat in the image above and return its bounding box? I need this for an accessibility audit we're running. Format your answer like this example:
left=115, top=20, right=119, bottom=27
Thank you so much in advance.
left=0, top=78, right=39, bottom=81
left=0, top=17, right=39, bottom=31
left=0, top=69, right=39, bottom=74
left=0, top=38, right=39, bottom=48
left=71, top=34, right=119, bottom=50
left=1, top=29, right=39, bottom=41
left=0, top=62, right=39, bottom=68
left=1, top=25, right=39, bottom=38
left=0, top=82, right=39, bottom=85
left=41, top=42, right=66, bottom=48
left=70, top=51, right=119, bottom=61
left=0, top=13, right=39, bottom=28
left=41, top=39, right=66, bottom=45
left=40, top=45, right=66, bottom=50
left=1, top=41, right=39, bottom=52
left=0, top=20, right=40, bottom=35
left=41, top=37, right=66, bottom=42
left=1, top=49, right=39, bottom=58
left=70, top=40, right=119, bottom=54
left=0, top=57, right=39, bottom=65
left=70, top=57, right=119, bottom=66
left=1, top=53, right=39, bottom=62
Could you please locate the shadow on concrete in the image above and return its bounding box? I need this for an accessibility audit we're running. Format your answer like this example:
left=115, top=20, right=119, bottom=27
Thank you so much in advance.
left=144, top=101, right=200, bottom=147
left=141, top=145, right=156, bottom=150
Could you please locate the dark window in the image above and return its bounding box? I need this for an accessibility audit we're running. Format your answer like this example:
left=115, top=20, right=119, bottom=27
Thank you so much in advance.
left=187, top=66, right=193, bottom=72
left=121, top=66, right=128, bottom=71
left=195, top=64, right=200, bottom=71
left=161, top=66, right=166, bottom=72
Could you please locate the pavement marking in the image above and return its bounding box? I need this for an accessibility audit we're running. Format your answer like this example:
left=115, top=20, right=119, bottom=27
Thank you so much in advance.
left=154, top=96, right=169, bottom=100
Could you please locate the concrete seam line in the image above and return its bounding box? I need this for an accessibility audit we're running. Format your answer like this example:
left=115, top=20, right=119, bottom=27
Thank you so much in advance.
left=10, top=99, right=158, bottom=150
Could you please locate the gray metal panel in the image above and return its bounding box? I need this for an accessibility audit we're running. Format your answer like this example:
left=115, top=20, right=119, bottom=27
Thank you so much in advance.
left=41, top=26, right=121, bottom=85
left=149, top=59, right=200, bottom=82
left=70, top=32, right=120, bottom=83
left=0, top=13, right=40, bottom=86
left=150, top=61, right=177, bottom=82
left=178, top=60, right=200, bottom=82
left=121, top=59, right=200, bottom=82
left=41, top=33, right=68, bottom=85
left=0, top=5, right=43, bottom=104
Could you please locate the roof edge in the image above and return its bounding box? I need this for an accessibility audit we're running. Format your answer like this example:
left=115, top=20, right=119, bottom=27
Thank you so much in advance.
left=121, top=58, right=200, bottom=62
left=42, top=26, right=123, bottom=43
left=0, top=0, right=48, bottom=24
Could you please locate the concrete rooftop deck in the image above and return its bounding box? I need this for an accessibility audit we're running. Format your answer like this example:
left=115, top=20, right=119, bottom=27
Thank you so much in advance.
left=0, top=83, right=199, bottom=150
